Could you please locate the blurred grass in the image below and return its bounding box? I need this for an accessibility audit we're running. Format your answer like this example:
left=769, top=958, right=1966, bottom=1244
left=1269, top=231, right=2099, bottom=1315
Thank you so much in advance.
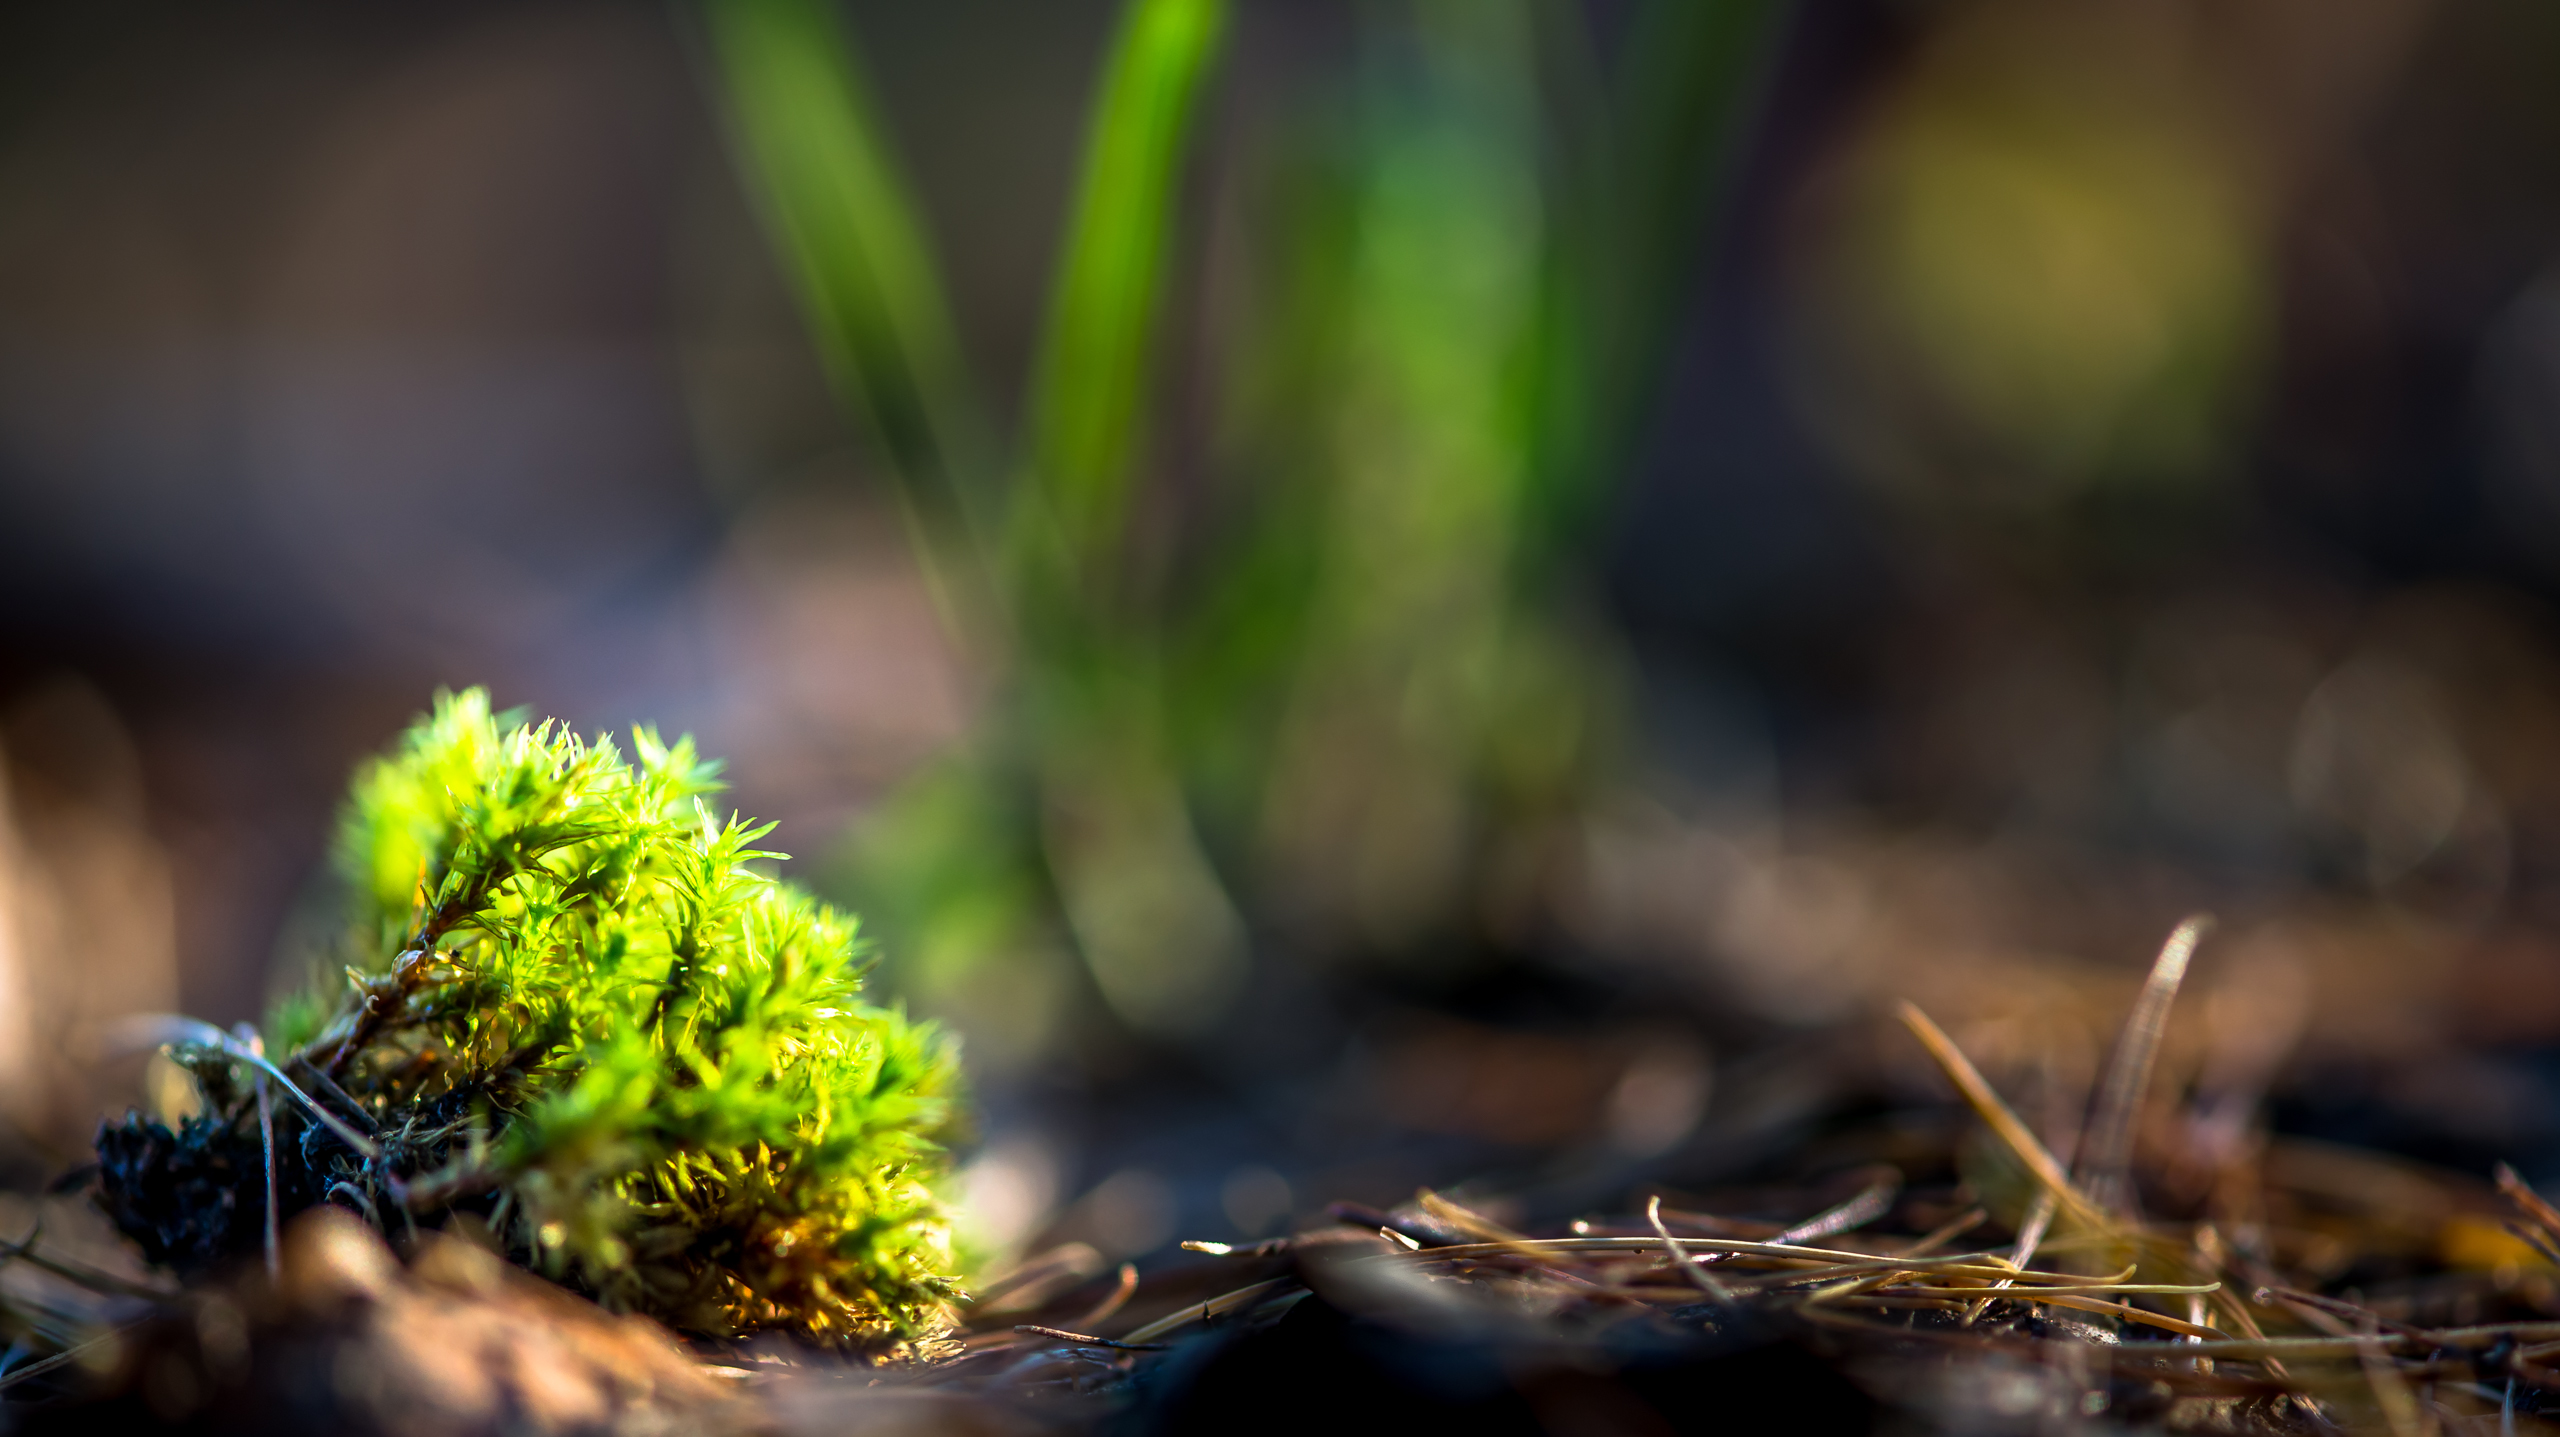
left=699, top=0, right=1784, bottom=1076
left=1532, top=0, right=1781, bottom=548
left=1021, top=0, right=1226, bottom=610
left=700, top=0, right=993, bottom=617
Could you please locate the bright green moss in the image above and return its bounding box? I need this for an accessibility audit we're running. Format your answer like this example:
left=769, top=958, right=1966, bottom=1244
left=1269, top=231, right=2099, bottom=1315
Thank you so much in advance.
left=278, top=689, right=964, bottom=1348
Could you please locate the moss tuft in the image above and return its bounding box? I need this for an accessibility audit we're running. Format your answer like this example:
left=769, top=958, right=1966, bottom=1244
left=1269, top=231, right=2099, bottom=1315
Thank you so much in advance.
left=96, top=689, right=964, bottom=1351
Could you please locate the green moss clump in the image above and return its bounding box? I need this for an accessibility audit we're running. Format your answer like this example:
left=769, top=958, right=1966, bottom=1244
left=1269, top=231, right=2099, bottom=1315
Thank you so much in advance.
left=111, top=690, right=964, bottom=1350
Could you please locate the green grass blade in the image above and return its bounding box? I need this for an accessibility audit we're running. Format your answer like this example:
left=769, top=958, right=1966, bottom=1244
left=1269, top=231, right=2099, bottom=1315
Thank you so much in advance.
left=1525, top=0, right=1787, bottom=549
left=1019, top=0, right=1228, bottom=601
left=1614, top=0, right=1784, bottom=304
left=699, top=0, right=989, bottom=550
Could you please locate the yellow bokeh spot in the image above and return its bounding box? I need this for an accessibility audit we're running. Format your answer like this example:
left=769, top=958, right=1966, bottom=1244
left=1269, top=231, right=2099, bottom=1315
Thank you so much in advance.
left=1792, top=18, right=2266, bottom=510
left=2437, top=1213, right=2553, bottom=1272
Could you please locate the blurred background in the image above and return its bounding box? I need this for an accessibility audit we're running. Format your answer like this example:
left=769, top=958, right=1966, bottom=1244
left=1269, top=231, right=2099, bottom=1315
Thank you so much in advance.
left=4, top=0, right=2560, bottom=1284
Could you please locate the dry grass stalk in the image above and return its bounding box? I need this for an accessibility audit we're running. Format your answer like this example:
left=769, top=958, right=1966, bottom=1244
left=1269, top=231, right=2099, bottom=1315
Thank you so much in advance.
left=903, top=921, right=2560, bottom=1432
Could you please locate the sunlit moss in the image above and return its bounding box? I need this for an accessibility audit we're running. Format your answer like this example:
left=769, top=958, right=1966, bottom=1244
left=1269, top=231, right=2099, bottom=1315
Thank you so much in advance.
left=277, top=688, right=963, bottom=1349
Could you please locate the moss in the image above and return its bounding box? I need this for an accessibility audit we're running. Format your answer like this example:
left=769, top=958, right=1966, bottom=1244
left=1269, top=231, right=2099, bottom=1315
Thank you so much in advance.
left=96, top=689, right=965, bottom=1351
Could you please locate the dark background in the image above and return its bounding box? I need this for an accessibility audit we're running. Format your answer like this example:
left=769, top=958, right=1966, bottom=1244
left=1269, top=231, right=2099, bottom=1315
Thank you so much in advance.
left=5, top=0, right=2560, bottom=1266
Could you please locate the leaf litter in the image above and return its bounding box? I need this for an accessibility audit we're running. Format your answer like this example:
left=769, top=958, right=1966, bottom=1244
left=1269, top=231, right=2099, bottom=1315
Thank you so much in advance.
left=10, top=916, right=2560, bottom=1433
left=891, top=916, right=2560, bottom=1434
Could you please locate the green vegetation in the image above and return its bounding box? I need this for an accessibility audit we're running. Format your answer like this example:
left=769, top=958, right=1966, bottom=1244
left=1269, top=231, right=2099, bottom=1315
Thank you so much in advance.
left=699, top=0, right=1782, bottom=1071
left=98, top=690, right=961, bottom=1351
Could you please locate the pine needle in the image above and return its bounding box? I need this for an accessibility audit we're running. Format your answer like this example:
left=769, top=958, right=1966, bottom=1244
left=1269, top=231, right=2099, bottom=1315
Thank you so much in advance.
left=1896, top=1002, right=2108, bottom=1232
left=2078, top=916, right=2212, bottom=1217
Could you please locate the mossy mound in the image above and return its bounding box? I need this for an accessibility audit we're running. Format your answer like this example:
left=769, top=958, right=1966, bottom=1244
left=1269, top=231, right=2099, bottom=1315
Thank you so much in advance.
left=95, top=689, right=964, bottom=1351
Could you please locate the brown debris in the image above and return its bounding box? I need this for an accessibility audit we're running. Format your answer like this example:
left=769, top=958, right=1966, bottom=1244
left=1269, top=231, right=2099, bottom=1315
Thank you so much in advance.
left=27, top=1208, right=750, bottom=1436
left=19, top=922, right=2560, bottom=1431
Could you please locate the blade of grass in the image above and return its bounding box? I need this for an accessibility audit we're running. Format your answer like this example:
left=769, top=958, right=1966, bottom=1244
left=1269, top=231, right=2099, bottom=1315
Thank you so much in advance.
left=1018, top=0, right=1228, bottom=605
left=2077, top=915, right=2213, bottom=1217
left=1608, top=0, right=1786, bottom=324
left=1007, top=0, right=1238, bottom=1040
left=697, top=0, right=992, bottom=612
left=1522, top=0, right=1788, bottom=551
